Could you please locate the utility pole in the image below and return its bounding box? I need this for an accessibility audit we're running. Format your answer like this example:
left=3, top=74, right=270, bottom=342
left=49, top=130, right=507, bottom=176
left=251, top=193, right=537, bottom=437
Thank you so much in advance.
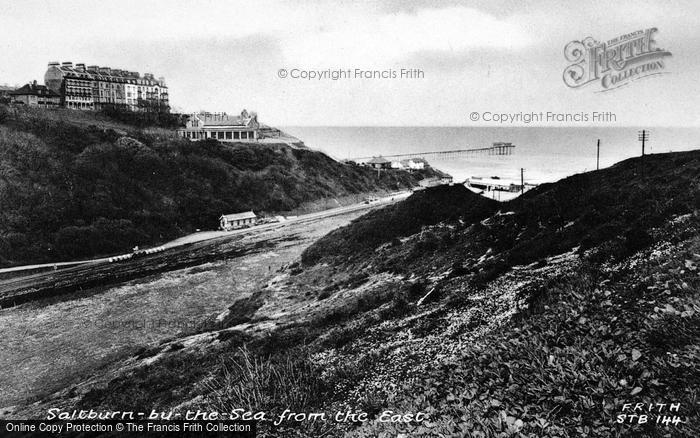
left=638, top=129, right=649, bottom=156
left=596, top=139, right=600, bottom=170
left=520, top=168, right=524, bottom=195
left=637, top=130, right=650, bottom=179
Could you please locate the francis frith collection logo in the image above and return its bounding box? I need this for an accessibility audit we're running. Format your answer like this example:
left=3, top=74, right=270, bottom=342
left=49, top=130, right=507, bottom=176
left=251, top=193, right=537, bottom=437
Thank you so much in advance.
left=563, top=28, right=672, bottom=91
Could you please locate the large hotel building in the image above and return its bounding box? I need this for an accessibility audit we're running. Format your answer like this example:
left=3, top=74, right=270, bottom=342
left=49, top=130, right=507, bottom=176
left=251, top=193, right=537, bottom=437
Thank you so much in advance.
left=44, top=62, right=169, bottom=112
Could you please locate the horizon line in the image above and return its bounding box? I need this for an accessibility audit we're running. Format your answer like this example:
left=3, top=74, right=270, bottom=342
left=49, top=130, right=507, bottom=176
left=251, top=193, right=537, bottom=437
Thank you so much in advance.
left=275, top=124, right=700, bottom=129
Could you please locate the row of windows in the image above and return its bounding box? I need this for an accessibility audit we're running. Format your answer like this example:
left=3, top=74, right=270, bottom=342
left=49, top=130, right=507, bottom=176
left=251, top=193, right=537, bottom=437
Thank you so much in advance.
left=66, top=102, right=93, bottom=109
left=66, top=80, right=92, bottom=87
left=182, top=130, right=256, bottom=140
left=66, top=75, right=164, bottom=87
left=67, top=79, right=163, bottom=92
left=64, top=94, right=167, bottom=103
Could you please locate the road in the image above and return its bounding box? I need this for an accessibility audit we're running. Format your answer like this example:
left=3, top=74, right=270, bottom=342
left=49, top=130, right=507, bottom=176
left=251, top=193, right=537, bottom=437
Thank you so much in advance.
left=0, top=191, right=411, bottom=276
left=0, top=206, right=372, bottom=412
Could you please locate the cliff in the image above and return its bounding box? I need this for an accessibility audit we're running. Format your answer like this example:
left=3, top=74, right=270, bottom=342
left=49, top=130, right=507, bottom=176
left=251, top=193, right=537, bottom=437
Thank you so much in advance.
left=0, top=104, right=442, bottom=266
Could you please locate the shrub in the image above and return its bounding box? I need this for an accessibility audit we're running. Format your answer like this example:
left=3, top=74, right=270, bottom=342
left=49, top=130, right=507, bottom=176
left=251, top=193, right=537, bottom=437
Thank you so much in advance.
left=205, top=346, right=326, bottom=413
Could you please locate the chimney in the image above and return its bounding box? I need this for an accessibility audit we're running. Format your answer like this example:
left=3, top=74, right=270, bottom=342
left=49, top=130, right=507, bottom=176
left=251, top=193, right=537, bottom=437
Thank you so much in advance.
left=48, top=61, right=59, bottom=67
left=87, top=65, right=99, bottom=72
left=61, top=61, right=73, bottom=68
left=99, top=67, right=112, bottom=75
left=75, top=63, right=86, bottom=72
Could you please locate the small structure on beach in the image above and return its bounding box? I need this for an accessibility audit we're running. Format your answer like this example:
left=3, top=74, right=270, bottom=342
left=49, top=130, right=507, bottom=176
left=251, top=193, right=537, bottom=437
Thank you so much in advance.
left=465, top=177, right=537, bottom=201
left=466, top=177, right=522, bottom=193
left=219, top=211, right=257, bottom=230
left=391, top=158, right=426, bottom=171
left=418, top=176, right=453, bottom=188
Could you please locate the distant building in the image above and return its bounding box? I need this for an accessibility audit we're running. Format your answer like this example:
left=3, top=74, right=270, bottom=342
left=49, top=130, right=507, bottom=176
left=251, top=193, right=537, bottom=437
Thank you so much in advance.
left=419, top=175, right=453, bottom=188
left=466, top=177, right=522, bottom=192
left=9, top=81, right=61, bottom=107
left=407, top=158, right=428, bottom=169
left=44, top=61, right=169, bottom=112
left=0, top=85, right=14, bottom=104
left=391, top=158, right=426, bottom=170
left=366, top=156, right=392, bottom=169
left=418, top=177, right=441, bottom=188
left=220, top=211, right=257, bottom=230
left=179, top=110, right=260, bottom=142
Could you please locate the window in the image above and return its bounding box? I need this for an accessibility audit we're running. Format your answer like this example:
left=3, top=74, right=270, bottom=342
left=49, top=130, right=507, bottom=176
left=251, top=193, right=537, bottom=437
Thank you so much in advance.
left=226, top=131, right=232, bottom=140
left=234, top=131, right=240, bottom=140
left=217, top=132, right=224, bottom=140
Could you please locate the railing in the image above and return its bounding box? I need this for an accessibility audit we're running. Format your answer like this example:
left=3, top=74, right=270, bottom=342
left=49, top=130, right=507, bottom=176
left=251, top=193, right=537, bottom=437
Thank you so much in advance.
left=350, top=144, right=515, bottom=162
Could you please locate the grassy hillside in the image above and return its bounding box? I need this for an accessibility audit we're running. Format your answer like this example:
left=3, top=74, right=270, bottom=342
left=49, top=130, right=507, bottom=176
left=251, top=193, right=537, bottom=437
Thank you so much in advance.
left=0, top=105, right=440, bottom=266
left=301, top=184, right=499, bottom=265
left=304, top=150, right=700, bottom=282
left=42, top=150, right=699, bottom=436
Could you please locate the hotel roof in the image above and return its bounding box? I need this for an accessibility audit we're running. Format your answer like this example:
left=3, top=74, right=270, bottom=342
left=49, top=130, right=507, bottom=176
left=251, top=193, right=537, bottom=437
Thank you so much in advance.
left=193, top=111, right=258, bottom=127
left=10, top=82, right=60, bottom=97
left=48, top=62, right=165, bottom=84
left=198, top=115, right=248, bottom=126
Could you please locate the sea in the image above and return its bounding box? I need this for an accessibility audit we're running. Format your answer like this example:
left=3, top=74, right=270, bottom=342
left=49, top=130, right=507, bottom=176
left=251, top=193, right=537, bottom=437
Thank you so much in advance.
left=282, top=126, right=700, bottom=185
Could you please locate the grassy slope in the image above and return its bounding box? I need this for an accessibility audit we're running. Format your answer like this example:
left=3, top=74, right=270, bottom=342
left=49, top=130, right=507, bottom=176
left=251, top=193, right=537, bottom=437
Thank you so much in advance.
left=301, top=184, right=500, bottom=265
left=304, top=151, right=700, bottom=280
left=16, top=152, right=700, bottom=437
left=0, top=105, right=440, bottom=266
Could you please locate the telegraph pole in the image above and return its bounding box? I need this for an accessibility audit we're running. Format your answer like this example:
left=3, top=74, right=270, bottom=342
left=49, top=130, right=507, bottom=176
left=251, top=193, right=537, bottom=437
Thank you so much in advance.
left=520, top=168, right=524, bottom=195
left=596, top=139, right=600, bottom=170
left=637, top=130, right=649, bottom=179
left=638, top=129, right=649, bottom=156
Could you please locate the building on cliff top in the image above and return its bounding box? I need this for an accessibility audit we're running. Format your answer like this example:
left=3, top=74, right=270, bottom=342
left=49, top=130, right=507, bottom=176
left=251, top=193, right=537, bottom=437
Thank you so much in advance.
left=44, top=61, right=169, bottom=112
left=0, top=85, right=16, bottom=103
left=9, top=81, right=61, bottom=107
left=178, top=110, right=260, bottom=142
left=365, top=156, right=392, bottom=169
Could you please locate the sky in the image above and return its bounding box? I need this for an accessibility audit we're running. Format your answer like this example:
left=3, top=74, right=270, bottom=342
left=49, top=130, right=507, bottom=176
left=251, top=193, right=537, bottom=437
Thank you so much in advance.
left=0, top=0, right=698, bottom=127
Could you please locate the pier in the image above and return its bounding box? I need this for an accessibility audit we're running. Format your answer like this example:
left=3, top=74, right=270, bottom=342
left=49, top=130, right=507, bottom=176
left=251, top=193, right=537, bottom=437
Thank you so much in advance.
left=351, top=142, right=514, bottom=163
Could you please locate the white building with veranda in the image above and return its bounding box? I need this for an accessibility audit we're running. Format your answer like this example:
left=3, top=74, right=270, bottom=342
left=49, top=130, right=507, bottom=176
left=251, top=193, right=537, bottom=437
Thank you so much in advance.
left=178, top=110, right=260, bottom=142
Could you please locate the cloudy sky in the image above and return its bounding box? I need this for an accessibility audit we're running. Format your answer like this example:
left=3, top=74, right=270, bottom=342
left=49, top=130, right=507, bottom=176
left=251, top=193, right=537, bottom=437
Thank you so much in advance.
left=0, top=0, right=698, bottom=126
